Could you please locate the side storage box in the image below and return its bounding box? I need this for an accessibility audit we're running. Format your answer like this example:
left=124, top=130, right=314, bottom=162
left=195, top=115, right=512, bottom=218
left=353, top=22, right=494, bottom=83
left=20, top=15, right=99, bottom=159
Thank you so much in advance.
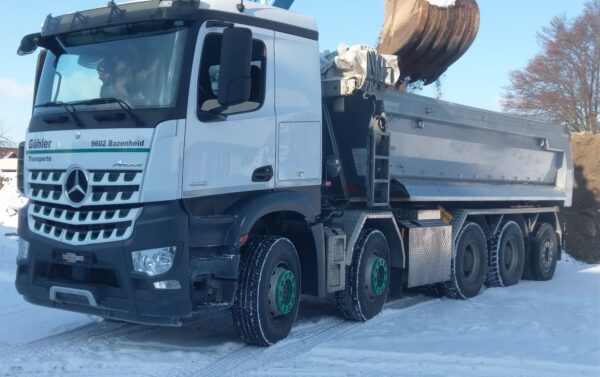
left=399, top=220, right=452, bottom=288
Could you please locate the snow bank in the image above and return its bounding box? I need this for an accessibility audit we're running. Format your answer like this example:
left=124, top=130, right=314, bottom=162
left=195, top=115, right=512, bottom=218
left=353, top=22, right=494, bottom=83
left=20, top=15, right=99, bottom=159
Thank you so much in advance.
left=427, top=0, right=457, bottom=7
left=0, top=173, right=27, bottom=224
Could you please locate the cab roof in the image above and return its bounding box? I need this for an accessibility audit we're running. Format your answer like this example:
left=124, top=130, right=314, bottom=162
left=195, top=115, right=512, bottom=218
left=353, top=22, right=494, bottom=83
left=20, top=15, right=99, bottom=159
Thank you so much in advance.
left=40, top=0, right=318, bottom=39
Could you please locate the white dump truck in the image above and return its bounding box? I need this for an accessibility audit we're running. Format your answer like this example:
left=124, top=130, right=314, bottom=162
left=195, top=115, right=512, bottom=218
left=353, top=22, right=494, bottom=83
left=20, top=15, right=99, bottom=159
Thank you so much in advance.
left=15, top=0, right=573, bottom=346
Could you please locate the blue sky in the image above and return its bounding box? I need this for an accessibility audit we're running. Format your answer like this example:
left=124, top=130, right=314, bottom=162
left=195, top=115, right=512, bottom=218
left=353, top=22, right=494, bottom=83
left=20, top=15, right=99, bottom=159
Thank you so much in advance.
left=0, top=0, right=590, bottom=143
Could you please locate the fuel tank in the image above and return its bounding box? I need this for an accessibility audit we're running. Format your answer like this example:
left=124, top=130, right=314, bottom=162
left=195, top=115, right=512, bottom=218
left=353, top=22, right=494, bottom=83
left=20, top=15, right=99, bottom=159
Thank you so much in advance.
left=378, top=0, right=480, bottom=84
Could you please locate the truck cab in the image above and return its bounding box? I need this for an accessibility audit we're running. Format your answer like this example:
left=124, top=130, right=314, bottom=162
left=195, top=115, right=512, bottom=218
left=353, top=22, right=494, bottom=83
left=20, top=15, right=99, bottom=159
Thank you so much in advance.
left=17, top=0, right=324, bottom=342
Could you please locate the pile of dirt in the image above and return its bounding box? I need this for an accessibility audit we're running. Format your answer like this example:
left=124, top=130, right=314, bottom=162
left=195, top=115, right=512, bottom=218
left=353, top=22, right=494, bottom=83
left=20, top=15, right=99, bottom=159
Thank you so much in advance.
left=561, top=133, right=600, bottom=263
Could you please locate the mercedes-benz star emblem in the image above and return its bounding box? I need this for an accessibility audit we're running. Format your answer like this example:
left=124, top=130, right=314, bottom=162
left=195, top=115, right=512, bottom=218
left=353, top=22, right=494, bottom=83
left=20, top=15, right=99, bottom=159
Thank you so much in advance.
left=64, top=167, right=89, bottom=205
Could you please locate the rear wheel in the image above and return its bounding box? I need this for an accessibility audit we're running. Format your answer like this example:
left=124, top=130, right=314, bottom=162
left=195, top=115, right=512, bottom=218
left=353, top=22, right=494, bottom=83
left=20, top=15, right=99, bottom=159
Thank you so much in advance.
left=445, top=222, right=488, bottom=299
left=528, top=223, right=559, bottom=281
left=232, top=236, right=301, bottom=346
left=486, top=221, right=526, bottom=288
left=336, top=229, right=390, bottom=321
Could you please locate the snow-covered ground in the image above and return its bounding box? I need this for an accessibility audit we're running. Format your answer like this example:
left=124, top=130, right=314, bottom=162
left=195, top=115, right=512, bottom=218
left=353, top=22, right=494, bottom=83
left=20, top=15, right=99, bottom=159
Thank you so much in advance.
left=0, top=173, right=599, bottom=377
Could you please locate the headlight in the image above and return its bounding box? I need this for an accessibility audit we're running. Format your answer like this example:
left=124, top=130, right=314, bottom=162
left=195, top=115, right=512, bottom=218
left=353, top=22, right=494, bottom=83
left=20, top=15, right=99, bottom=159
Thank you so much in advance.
left=17, top=238, right=29, bottom=261
left=131, top=246, right=176, bottom=277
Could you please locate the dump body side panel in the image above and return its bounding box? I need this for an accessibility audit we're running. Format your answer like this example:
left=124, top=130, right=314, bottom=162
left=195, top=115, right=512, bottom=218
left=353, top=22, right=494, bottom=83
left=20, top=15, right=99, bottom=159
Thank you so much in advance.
left=326, top=90, right=573, bottom=207
left=382, top=91, right=573, bottom=205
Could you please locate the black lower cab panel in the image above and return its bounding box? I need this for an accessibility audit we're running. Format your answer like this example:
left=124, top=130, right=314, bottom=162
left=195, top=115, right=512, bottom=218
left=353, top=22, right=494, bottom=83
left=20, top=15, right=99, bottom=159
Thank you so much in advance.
left=16, top=200, right=240, bottom=326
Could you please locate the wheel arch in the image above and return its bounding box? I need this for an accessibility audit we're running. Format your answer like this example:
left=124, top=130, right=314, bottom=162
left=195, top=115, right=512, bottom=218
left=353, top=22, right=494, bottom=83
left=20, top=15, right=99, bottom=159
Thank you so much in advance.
left=225, top=191, right=324, bottom=297
left=225, top=191, right=319, bottom=248
left=467, top=214, right=527, bottom=242
left=331, top=211, right=406, bottom=296
left=363, top=218, right=406, bottom=270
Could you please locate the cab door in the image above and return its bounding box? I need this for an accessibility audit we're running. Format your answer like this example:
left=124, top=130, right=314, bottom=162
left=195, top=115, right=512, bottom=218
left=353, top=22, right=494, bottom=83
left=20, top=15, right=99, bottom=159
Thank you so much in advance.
left=183, top=23, right=276, bottom=198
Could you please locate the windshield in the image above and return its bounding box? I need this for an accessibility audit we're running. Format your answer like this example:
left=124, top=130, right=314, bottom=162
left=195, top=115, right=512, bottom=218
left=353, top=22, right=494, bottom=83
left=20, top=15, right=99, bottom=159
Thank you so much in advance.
left=34, top=21, right=189, bottom=112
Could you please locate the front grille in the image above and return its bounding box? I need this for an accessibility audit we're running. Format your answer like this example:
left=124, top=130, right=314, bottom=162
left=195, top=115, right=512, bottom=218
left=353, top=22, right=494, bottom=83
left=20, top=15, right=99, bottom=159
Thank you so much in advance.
left=27, top=169, right=142, bottom=205
left=28, top=202, right=142, bottom=245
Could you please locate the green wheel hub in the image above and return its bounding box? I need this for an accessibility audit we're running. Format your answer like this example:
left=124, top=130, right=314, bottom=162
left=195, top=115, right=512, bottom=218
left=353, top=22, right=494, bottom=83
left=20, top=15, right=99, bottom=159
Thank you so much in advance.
left=269, top=267, right=297, bottom=317
left=366, top=255, right=388, bottom=298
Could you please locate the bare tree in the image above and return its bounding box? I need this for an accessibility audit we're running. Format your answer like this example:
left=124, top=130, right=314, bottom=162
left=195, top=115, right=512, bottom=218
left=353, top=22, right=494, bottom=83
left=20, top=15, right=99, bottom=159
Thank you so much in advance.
left=0, top=135, right=13, bottom=148
left=503, top=0, right=600, bottom=134
left=0, top=123, right=15, bottom=148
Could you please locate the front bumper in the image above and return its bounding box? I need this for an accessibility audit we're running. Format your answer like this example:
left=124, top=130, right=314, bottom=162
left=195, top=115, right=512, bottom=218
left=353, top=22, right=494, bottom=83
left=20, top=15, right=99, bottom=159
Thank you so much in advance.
left=16, top=200, right=238, bottom=326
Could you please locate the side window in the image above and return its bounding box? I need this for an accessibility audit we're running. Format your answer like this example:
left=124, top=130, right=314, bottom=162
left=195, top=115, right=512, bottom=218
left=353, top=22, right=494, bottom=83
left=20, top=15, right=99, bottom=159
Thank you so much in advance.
left=197, top=33, right=266, bottom=117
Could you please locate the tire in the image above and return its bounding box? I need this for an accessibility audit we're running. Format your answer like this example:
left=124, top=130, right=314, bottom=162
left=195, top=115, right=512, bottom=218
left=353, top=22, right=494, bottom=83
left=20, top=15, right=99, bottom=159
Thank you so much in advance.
left=485, top=221, right=526, bottom=288
left=335, top=229, right=391, bottom=322
left=445, top=222, right=488, bottom=299
left=528, top=223, right=559, bottom=281
left=232, top=236, right=301, bottom=346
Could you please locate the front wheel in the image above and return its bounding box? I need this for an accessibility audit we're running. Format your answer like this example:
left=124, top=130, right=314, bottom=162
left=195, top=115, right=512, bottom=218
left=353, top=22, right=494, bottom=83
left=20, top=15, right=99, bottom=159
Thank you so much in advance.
left=232, top=236, right=301, bottom=346
left=336, top=229, right=390, bottom=322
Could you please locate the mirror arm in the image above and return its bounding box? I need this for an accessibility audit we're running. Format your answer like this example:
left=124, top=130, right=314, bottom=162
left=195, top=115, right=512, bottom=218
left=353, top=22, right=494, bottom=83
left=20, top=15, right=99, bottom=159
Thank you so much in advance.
left=198, top=110, right=228, bottom=123
left=41, top=36, right=66, bottom=57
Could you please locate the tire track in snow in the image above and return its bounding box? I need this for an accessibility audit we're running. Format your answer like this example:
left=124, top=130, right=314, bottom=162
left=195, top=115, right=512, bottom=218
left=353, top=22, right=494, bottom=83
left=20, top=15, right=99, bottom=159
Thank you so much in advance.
left=0, top=296, right=439, bottom=377
left=1, top=322, right=131, bottom=369
left=2, top=363, right=166, bottom=377
left=265, top=349, right=600, bottom=377
left=0, top=310, right=230, bottom=377
left=0, top=307, right=35, bottom=319
left=188, top=295, right=441, bottom=377
left=0, top=321, right=168, bottom=377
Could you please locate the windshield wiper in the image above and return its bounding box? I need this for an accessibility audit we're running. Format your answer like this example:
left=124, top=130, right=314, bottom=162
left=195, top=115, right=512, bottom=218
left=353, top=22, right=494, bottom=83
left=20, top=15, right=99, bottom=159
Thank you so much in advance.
left=35, top=101, right=85, bottom=128
left=68, top=98, right=145, bottom=127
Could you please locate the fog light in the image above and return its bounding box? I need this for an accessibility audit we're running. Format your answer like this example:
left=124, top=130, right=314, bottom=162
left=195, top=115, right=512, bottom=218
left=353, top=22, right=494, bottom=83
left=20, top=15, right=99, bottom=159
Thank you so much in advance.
left=17, top=238, right=29, bottom=261
left=132, top=246, right=176, bottom=277
left=154, top=280, right=181, bottom=290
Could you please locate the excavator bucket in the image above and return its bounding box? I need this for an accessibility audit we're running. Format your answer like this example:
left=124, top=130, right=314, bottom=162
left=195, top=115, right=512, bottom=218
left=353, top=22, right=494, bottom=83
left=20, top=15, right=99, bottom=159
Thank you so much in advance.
left=378, top=0, right=480, bottom=85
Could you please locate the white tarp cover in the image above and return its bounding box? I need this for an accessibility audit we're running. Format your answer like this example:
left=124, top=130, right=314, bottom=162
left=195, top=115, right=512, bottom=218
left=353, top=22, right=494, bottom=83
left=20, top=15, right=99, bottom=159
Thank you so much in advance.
left=321, top=44, right=401, bottom=92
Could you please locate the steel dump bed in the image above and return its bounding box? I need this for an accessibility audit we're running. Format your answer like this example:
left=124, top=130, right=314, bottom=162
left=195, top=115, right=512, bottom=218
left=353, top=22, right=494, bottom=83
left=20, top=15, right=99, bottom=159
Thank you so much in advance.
left=323, top=89, right=574, bottom=207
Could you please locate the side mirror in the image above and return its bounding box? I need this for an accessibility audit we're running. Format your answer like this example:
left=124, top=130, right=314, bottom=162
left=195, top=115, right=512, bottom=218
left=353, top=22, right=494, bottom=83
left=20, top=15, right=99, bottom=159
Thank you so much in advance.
left=18, top=33, right=41, bottom=56
left=217, top=27, right=253, bottom=107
